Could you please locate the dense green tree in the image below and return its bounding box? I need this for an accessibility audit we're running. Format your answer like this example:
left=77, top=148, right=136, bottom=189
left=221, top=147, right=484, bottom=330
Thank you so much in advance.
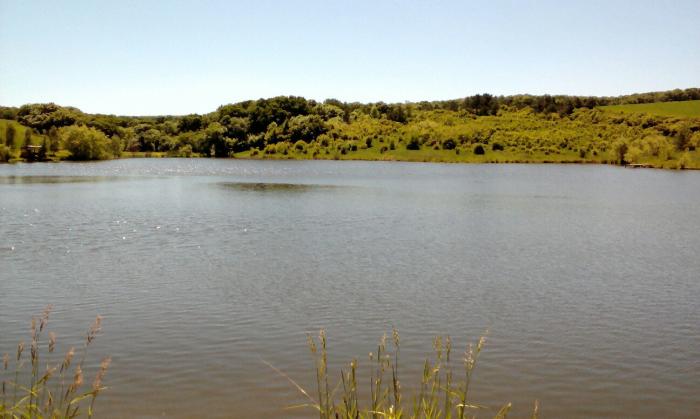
left=59, top=125, right=115, bottom=160
left=179, top=114, right=204, bottom=132
left=248, top=96, right=311, bottom=133
left=202, top=122, right=232, bottom=157
left=17, top=103, right=78, bottom=131
left=287, top=115, right=327, bottom=142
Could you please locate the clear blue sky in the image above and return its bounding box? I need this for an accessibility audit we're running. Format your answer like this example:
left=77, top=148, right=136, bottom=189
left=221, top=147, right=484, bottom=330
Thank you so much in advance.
left=1, top=0, right=698, bottom=115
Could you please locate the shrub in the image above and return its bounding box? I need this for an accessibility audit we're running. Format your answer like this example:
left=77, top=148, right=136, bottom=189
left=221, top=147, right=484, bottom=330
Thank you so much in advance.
left=442, top=138, right=456, bottom=150
left=612, top=139, right=629, bottom=164
left=275, top=142, right=289, bottom=155
left=179, top=144, right=193, bottom=157
left=474, top=144, right=485, bottom=155
left=0, top=144, right=11, bottom=162
left=491, top=142, right=504, bottom=151
left=406, top=136, right=421, bottom=150
left=294, top=140, right=306, bottom=151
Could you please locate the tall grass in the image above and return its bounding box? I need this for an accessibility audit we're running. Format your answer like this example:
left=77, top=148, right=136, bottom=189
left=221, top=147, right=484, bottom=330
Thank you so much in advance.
left=0, top=306, right=110, bottom=419
left=271, top=329, right=538, bottom=419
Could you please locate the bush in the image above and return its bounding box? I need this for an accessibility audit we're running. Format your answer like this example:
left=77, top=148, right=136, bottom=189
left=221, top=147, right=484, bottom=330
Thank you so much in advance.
left=179, top=144, right=193, bottom=157
left=491, top=142, right=504, bottom=151
left=474, top=144, right=485, bottom=155
left=442, top=139, right=456, bottom=150
left=0, top=144, right=11, bottom=162
left=406, top=136, right=421, bottom=150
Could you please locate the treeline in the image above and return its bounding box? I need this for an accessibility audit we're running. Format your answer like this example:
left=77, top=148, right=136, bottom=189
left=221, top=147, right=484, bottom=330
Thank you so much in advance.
left=429, top=88, right=700, bottom=116
left=0, top=88, right=698, bottom=162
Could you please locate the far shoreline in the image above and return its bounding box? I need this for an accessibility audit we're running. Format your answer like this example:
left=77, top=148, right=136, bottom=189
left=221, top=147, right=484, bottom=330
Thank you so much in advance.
left=2, top=154, right=699, bottom=171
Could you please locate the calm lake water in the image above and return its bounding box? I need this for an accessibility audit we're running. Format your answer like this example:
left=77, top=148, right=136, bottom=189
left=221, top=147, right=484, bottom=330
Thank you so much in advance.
left=1, top=159, right=699, bottom=418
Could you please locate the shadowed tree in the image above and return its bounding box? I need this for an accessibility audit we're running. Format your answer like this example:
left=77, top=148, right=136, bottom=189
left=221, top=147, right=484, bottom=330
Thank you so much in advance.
left=5, top=124, right=16, bottom=147
left=23, top=128, right=33, bottom=148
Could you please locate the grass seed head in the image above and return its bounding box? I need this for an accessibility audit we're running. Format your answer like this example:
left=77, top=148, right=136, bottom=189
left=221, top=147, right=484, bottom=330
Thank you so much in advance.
left=31, top=316, right=37, bottom=334
left=306, top=334, right=317, bottom=354
left=62, top=347, right=75, bottom=372
left=392, top=328, right=400, bottom=348
left=40, top=304, right=53, bottom=332
left=87, top=315, right=102, bottom=345
left=92, top=357, right=112, bottom=392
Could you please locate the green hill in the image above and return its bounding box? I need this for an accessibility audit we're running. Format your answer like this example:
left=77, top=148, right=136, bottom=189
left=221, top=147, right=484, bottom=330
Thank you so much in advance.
left=600, top=100, right=700, bottom=118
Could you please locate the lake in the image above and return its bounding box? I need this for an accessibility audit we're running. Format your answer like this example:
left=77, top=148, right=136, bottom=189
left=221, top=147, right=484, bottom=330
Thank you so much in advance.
left=1, top=159, right=698, bottom=418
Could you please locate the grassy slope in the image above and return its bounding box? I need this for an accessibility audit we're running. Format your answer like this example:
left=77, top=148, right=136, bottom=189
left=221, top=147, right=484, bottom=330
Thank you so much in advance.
left=599, top=100, right=700, bottom=117
left=235, top=107, right=700, bottom=168
left=0, top=119, right=46, bottom=147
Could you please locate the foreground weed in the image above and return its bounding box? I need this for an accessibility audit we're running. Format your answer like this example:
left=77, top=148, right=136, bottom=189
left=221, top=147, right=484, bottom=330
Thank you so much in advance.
left=269, top=329, right=538, bottom=419
left=0, top=306, right=110, bottom=419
